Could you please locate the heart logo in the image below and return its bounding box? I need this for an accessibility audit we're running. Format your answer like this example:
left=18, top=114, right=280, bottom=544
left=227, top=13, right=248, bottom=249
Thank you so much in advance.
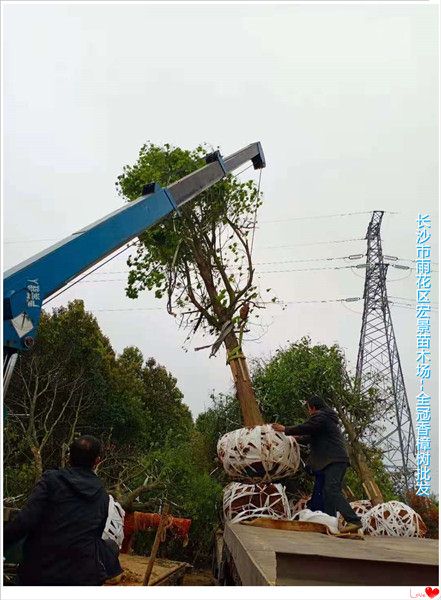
left=426, top=588, right=440, bottom=599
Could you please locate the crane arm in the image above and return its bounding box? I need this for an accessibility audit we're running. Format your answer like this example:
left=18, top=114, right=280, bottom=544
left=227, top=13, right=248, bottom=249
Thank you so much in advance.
left=3, top=142, right=265, bottom=363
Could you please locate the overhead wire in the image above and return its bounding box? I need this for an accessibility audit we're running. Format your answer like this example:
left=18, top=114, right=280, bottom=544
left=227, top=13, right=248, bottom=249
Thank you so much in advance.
left=86, top=297, right=438, bottom=313
left=24, top=201, right=434, bottom=314
left=260, top=210, right=386, bottom=224
left=42, top=242, right=137, bottom=305
left=261, top=237, right=365, bottom=249
left=45, top=258, right=436, bottom=285
left=54, top=264, right=360, bottom=285
left=62, top=253, right=365, bottom=277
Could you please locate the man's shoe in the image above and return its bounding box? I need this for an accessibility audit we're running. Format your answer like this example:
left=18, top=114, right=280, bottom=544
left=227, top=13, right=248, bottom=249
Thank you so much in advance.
left=339, top=521, right=362, bottom=534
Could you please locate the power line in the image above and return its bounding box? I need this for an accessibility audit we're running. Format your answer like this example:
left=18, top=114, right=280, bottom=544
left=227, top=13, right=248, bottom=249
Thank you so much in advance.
left=390, top=301, right=438, bottom=312
left=395, top=257, right=439, bottom=266
left=260, top=210, right=380, bottom=224
left=77, top=298, right=438, bottom=313
left=256, top=254, right=364, bottom=266
left=54, top=264, right=359, bottom=286
left=85, top=297, right=362, bottom=312
left=391, top=295, right=439, bottom=305
left=1, top=212, right=386, bottom=244
left=65, top=254, right=365, bottom=277
left=277, top=297, right=362, bottom=305
left=259, top=265, right=356, bottom=274
left=47, top=258, right=437, bottom=288
left=4, top=238, right=59, bottom=244
left=42, top=243, right=136, bottom=305
left=261, top=237, right=364, bottom=249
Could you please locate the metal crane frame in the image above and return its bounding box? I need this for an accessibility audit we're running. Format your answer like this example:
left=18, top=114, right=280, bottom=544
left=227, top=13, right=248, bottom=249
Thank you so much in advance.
left=3, top=142, right=265, bottom=391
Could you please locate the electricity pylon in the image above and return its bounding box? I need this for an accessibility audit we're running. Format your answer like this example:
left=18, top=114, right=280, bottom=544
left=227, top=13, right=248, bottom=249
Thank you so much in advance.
left=356, top=210, right=416, bottom=492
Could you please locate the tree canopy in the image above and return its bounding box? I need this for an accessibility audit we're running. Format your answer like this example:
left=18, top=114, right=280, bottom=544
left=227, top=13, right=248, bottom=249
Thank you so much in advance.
left=4, top=300, right=191, bottom=486
left=116, top=142, right=271, bottom=425
left=116, top=143, right=265, bottom=335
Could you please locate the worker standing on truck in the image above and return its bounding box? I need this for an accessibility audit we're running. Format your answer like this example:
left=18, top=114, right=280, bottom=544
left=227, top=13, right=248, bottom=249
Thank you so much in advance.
left=3, top=435, right=122, bottom=585
left=272, top=396, right=363, bottom=533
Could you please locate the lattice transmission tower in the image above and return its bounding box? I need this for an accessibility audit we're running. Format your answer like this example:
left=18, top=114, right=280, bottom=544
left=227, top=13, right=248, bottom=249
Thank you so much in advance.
left=356, top=210, right=416, bottom=492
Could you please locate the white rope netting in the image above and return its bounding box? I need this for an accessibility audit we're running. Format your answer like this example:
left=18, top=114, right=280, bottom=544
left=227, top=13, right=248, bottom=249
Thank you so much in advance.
left=102, top=494, right=126, bottom=548
left=350, top=499, right=373, bottom=519
left=223, top=482, right=291, bottom=524
left=217, top=425, right=300, bottom=482
left=290, top=495, right=310, bottom=516
left=361, top=501, right=427, bottom=538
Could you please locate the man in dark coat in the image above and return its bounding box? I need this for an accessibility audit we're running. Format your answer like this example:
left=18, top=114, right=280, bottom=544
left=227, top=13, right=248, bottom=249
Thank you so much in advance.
left=4, top=435, right=122, bottom=585
left=272, top=396, right=362, bottom=533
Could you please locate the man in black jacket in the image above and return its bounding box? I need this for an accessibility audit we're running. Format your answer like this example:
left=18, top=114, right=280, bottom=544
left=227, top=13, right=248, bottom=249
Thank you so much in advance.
left=272, top=396, right=362, bottom=533
left=4, top=435, right=122, bottom=585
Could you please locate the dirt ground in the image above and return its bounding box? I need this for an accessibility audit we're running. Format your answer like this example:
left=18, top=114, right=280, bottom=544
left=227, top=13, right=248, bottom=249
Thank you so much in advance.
left=105, top=554, right=216, bottom=586
left=183, top=569, right=216, bottom=586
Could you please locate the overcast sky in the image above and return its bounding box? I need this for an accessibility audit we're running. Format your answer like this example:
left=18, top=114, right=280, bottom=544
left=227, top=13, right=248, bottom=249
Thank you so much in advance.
left=3, top=4, right=438, bottom=484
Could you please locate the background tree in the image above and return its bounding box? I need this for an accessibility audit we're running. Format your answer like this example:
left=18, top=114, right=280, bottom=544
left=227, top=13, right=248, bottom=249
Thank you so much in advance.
left=195, top=393, right=242, bottom=472
left=140, top=357, right=193, bottom=447
left=4, top=300, right=192, bottom=491
left=4, top=298, right=224, bottom=565
left=116, top=142, right=271, bottom=426
left=5, top=300, right=114, bottom=480
left=252, top=337, right=392, bottom=502
left=132, top=433, right=223, bottom=565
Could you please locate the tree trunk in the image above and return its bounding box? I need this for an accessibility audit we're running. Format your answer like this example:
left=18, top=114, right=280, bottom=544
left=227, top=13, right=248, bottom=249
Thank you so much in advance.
left=117, top=481, right=164, bottom=513
left=224, top=331, right=264, bottom=427
left=190, top=244, right=263, bottom=426
left=336, top=409, right=384, bottom=505
left=60, top=442, right=68, bottom=468
left=31, top=446, right=43, bottom=481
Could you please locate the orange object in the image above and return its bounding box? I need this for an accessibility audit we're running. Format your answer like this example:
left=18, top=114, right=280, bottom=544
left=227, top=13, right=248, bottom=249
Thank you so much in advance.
left=121, top=512, right=191, bottom=554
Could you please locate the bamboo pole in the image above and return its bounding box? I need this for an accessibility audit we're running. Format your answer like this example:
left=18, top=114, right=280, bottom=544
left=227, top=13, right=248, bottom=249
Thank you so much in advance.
left=142, top=503, right=170, bottom=586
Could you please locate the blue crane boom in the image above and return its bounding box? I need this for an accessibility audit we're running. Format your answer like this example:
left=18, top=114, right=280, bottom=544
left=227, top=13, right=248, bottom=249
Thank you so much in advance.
left=3, top=142, right=265, bottom=391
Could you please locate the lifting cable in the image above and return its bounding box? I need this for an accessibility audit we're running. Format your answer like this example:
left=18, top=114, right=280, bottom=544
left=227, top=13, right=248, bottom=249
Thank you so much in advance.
left=42, top=242, right=137, bottom=306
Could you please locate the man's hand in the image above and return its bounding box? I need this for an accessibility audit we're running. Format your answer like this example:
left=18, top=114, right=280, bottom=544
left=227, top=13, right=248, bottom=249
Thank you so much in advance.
left=271, top=423, right=285, bottom=433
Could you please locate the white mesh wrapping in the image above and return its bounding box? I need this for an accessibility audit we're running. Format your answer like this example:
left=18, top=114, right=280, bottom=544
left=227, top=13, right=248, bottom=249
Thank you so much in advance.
left=223, top=482, right=291, bottom=523
left=102, top=495, right=126, bottom=548
left=350, top=499, right=373, bottom=519
left=361, top=501, right=426, bottom=538
left=290, top=496, right=310, bottom=516
left=217, top=425, right=300, bottom=482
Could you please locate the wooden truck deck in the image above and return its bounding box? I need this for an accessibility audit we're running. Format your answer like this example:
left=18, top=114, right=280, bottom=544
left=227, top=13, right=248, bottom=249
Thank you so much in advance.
left=223, top=522, right=439, bottom=586
left=105, top=554, right=191, bottom=586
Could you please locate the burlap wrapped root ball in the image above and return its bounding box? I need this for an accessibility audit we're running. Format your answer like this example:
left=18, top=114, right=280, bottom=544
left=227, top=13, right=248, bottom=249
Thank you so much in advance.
left=223, top=482, right=291, bottom=524
left=217, top=425, right=300, bottom=482
left=339, top=499, right=373, bottom=530
left=350, top=499, right=373, bottom=519
left=361, top=501, right=427, bottom=537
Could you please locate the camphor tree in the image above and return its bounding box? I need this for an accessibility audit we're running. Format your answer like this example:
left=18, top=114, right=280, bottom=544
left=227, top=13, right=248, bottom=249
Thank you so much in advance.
left=117, top=143, right=271, bottom=426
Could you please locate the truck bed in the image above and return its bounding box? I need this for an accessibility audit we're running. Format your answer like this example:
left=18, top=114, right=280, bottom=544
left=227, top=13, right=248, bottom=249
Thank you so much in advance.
left=105, top=554, right=191, bottom=586
left=223, top=522, right=439, bottom=586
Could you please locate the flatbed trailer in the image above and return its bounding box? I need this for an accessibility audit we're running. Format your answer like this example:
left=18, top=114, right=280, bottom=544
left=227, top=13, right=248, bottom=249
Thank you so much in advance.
left=217, top=522, right=439, bottom=586
left=105, top=554, right=191, bottom=586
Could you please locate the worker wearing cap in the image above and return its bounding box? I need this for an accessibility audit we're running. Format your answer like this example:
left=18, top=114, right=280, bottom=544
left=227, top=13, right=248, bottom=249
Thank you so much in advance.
left=272, top=395, right=362, bottom=533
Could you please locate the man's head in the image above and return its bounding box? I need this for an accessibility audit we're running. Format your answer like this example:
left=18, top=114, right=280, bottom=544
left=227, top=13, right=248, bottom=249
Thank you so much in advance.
left=69, top=435, right=102, bottom=470
left=306, top=395, right=327, bottom=415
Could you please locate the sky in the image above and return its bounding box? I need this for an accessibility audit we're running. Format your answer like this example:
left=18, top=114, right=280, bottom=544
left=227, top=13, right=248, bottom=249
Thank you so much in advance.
left=3, top=4, right=439, bottom=485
